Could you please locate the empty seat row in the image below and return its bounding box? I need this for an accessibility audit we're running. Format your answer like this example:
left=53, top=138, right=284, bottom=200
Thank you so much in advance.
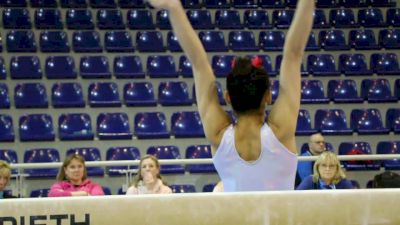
left=1, top=0, right=395, bottom=8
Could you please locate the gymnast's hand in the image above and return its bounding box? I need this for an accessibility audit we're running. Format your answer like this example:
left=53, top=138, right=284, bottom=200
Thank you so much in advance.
left=146, top=0, right=180, bottom=9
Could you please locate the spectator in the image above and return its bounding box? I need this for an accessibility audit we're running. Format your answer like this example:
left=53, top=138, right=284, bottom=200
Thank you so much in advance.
left=0, top=160, right=16, bottom=199
left=297, top=133, right=327, bottom=181
left=126, top=155, right=172, bottom=195
left=48, top=154, right=104, bottom=197
left=297, top=151, right=353, bottom=190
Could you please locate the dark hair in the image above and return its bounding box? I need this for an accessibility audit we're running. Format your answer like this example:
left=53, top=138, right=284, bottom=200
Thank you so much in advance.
left=226, top=57, right=270, bottom=114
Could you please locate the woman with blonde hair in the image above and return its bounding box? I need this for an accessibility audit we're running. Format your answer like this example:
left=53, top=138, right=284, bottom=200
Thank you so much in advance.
left=297, top=151, right=353, bottom=190
left=0, top=160, right=16, bottom=199
left=48, top=154, right=104, bottom=197
left=126, top=155, right=172, bottom=195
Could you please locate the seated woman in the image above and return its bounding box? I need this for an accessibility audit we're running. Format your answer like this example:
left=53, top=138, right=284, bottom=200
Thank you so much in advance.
left=48, top=154, right=104, bottom=197
left=0, top=160, right=16, bottom=199
left=296, top=151, right=353, bottom=190
left=126, top=155, right=172, bottom=195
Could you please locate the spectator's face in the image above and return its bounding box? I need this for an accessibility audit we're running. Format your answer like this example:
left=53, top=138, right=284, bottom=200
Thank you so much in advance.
left=0, top=174, right=9, bottom=191
left=318, top=161, right=337, bottom=182
left=64, top=159, right=85, bottom=183
left=309, top=134, right=326, bottom=155
left=140, top=158, right=159, bottom=181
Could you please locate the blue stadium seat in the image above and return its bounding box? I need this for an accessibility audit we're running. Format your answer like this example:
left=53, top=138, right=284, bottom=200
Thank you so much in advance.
left=51, top=82, right=85, bottom=108
left=387, top=8, right=400, bottom=27
left=319, top=30, right=350, bottom=50
left=370, top=53, right=400, bottom=75
left=244, top=10, right=272, bottom=29
left=181, top=0, right=202, bottom=8
left=134, top=112, right=169, bottom=139
left=300, top=142, right=334, bottom=155
left=118, top=0, right=145, bottom=8
left=0, top=115, right=14, bottom=142
left=14, top=83, right=48, bottom=108
left=30, top=0, right=57, bottom=7
left=73, top=31, right=102, bottom=52
left=10, top=56, right=42, bottom=79
left=259, top=31, right=284, bottom=51
left=192, top=81, right=226, bottom=105
left=215, top=10, right=243, bottom=29
left=59, top=113, right=93, bottom=140
left=90, top=0, right=116, bottom=8
left=316, top=0, right=336, bottom=7
left=187, top=10, right=214, bottom=29
left=301, top=80, right=329, bottom=104
left=232, top=0, right=257, bottom=8
left=147, top=55, right=178, bottom=78
left=0, top=84, right=10, bottom=108
left=159, top=81, right=192, bottom=106
left=199, top=31, right=228, bottom=52
left=395, top=79, right=400, bottom=99
left=327, top=79, right=363, bottom=103
left=186, top=145, right=216, bottom=173
left=6, top=31, right=37, bottom=52
left=306, top=32, right=320, bottom=51
left=66, top=9, right=94, bottom=29
left=0, top=0, right=27, bottom=6
left=368, top=0, right=396, bottom=7
left=97, top=113, right=132, bottom=140
left=127, top=10, right=155, bottom=29
left=35, top=9, right=63, bottom=29
left=88, top=82, right=121, bottom=107
left=313, top=9, right=330, bottom=28
left=0, top=58, right=5, bottom=79
left=203, top=183, right=216, bottom=192
left=315, top=109, right=353, bottom=135
left=339, top=142, right=380, bottom=170
left=2, top=8, right=31, bottom=29
left=45, top=56, right=77, bottom=79
left=270, top=80, right=279, bottom=102
left=361, top=79, right=397, bottom=102
left=229, top=31, right=258, bottom=51
left=97, top=9, right=124, bottom=29
left=0, top=149, right=17, bottom=168
left=386, top=108, right=400, bottom=133
left=30, top=189, right=50, bottom=198
left=275, top=54, right=306, bottom=76
left=147, top=146, right=184, bottom=174
left=307, top=54, right=340, bottom=76
left=106, top=147, right=140, bottom=176
left=358, top=8, right=386, bottom=27
left=167, top=32, right=182, bottom=52
left=329, top=9, right=358, bottom=28
left=171, top=111, right=204, bottom=138
left=156, top=9, right=170, bottom=29
left=113, top=56, right=145, bottom=78
left=102, top=186, right=111, bottom=195
left=170, top=184, right=196, bottom=193
left=260, top=0, right=283, bottom=8
left=350, top=108, right=389, bottom=134
left=105, top=31, right=134, bottom=52
left=204, top=0, right=230, bottom=8
left=24, top=148, right=60, bottom=178
left=379, top=29, right=400, bottom=49
left=60, top=0, right=87, bottom=8
left=19, top=114, right=55, bottom=141
left=339, top=53, right=372, bottom=76
left=296, top=109, right=317, bottom=135
left=272, top=9, right=294, bottom=29
left=80, top=56, right=111, bottom=78
left=179, top=56, right=193, bottom=77
left=39, top=31, right=69, bottom=53
left=136, top=31, right=165, bottom=52
left=123, top=82, right=156, bottom=106
left=339, top=0, right=367, bottom=7
left=66, top=147, right=104, bottom=176
left=377, top=141, right=400, bottom=170
left=211, top=55, right=235, bottom=77
left=349, top=29, right=380, bottom=50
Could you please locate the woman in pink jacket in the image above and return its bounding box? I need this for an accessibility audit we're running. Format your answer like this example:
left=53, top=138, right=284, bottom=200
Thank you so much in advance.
left=48, top=154, right=104, bottom=197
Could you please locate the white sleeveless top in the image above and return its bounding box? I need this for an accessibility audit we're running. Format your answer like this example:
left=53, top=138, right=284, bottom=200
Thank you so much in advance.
left=213, top=123, right=298, bottom=192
